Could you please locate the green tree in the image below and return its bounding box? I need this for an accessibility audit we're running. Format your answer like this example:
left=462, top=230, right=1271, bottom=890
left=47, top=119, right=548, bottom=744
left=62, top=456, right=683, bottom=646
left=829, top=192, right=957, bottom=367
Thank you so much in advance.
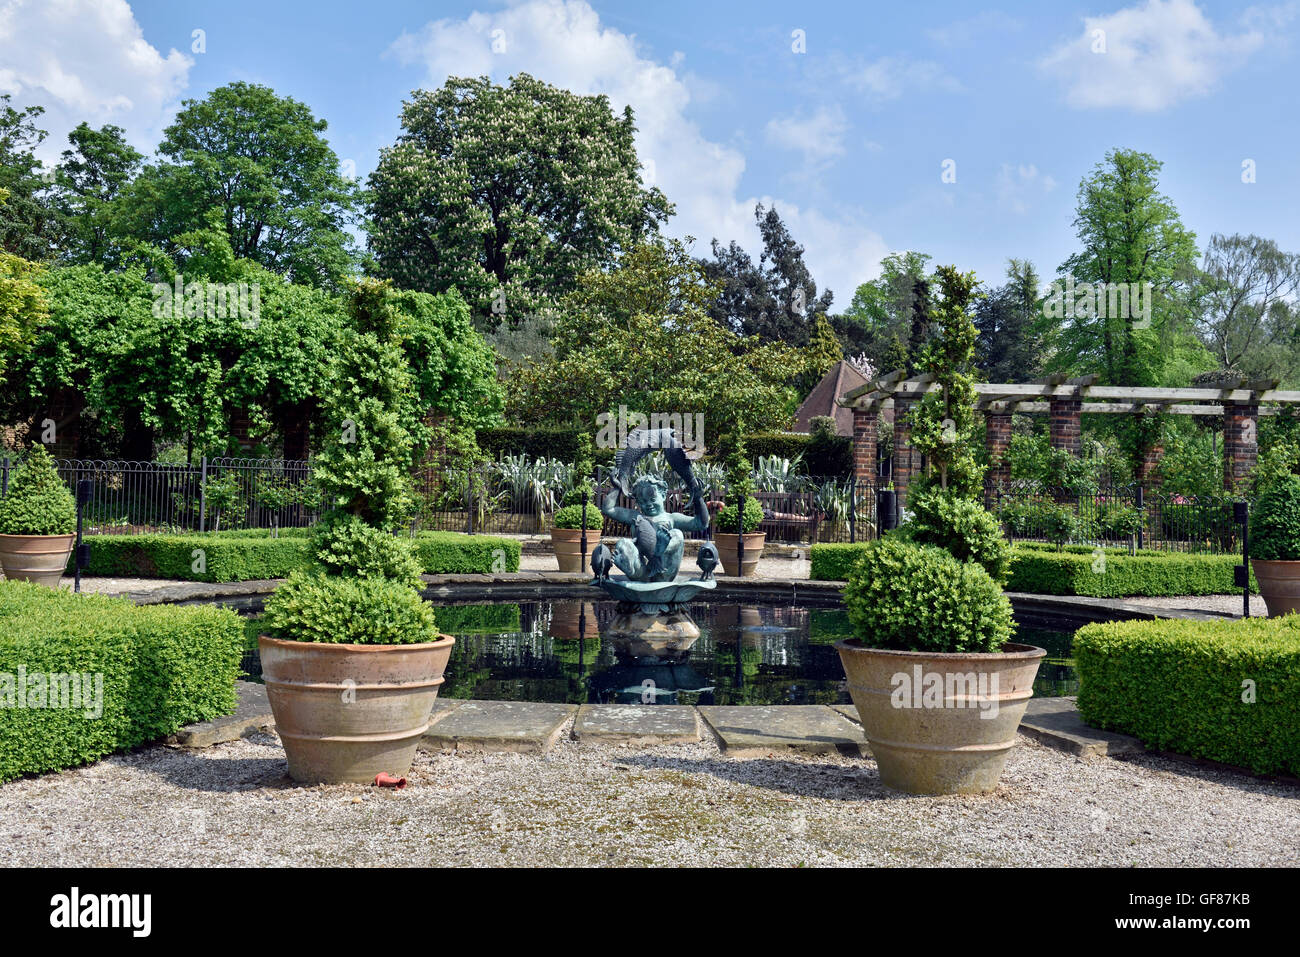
left=115, top=82, right=359, bottom=288
left=835, top=250, right=932, bottom=372
left=701, top=203, right=833, bottom=346
left=0, top=189, right=49, bottom=388
left=0, top=96, right=58, bottom=261
left=367, top=73, right=671, bottom=330
left=508, top=238, right=803, bottom=444
left=1051, top=149, right=1204, bottom=388
left=52, top=122, right=143, bottom=267
left=975, top=258, right=1045, bottom=382
left=1193, top=233, right=1300, bottom=385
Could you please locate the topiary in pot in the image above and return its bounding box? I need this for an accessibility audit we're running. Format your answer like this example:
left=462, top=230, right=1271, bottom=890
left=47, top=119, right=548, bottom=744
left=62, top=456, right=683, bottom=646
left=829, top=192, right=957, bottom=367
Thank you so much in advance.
left=0, top=445, right=76, bottom=587
left=895, top=488, right=1011, bottom=585
left=1249, top=475, right=1300, bottom=616
left=835, top=537, right=1044, bottom=795
left=258, top=279, right=453, bottom=785
left=550, top=502, right=603, bottom=572
left=714, top=489, right=765, bottom=577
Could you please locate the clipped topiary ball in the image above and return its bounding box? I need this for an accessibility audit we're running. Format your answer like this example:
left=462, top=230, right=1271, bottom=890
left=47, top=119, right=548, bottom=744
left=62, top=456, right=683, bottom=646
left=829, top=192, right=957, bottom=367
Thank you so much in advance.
left=843, top=538, right=1014, bottom=654
left=308, top=512, right=424, bottom=588
left=1251, top=475, right=1300, bottom=561
left=897, top=489, right=1012, bottom=584
left=263, top=570, right=441, bottom=645
left=0, top=445, right=75, bottom=536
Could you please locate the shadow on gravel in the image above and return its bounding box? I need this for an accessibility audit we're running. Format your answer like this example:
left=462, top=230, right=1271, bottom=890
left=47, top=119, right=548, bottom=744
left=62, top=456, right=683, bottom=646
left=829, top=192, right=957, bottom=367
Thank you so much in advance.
left=147, top=734, right=296, bottom=793
left=618, top=754, right=914, bottom=802
left=1109, top=750, right=1300, bottom=797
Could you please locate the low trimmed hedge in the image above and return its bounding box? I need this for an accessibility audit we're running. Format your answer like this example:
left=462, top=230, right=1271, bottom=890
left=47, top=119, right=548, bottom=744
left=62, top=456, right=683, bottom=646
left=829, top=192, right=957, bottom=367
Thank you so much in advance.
left=0, top=580, right=243, bottom=782
left=69, top=529, right=521, bottom=582
left=1075, top=615, right=1300, bottom=774
left=810, top=540, right=1254, bottom=597
left=1005, top=543, right=1253, bottom=597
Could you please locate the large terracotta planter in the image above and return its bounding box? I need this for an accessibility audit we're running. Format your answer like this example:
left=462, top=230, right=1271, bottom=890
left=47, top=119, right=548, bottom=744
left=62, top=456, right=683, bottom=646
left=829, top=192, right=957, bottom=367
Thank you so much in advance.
left=259, top=634, right=455, bottom=785
left=835, top=640, right=1045, bottom=795
left=1251, top=559, right=1300, bottom=617
left=714, top=532, right=765, bottom=577
left=0, top=533, right=75, bottom=588
left=551, top=527, right=603, bottom=573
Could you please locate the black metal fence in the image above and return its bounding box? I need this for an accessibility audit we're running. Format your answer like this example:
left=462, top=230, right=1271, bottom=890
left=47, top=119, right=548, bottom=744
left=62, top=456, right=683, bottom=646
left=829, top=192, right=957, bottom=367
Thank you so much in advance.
left=0, top=453, right=891, bottom=544
left=0, top=456, right=318, bottom=535
left=992, top=481, right=1241, bottom=554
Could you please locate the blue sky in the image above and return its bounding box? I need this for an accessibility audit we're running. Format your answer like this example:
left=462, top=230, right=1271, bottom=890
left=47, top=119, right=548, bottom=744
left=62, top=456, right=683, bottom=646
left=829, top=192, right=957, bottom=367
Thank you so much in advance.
left=4, top=0, right=1298, bottom=305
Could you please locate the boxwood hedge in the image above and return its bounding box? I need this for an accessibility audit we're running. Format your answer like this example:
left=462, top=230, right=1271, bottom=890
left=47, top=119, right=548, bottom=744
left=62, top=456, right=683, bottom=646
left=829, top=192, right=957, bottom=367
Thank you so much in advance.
left=0, top=580, right=244, bottom=782
left=810, top=540, right=1253, bottom=597
left=67, top=529, right=521, bottom=582
left=1075, top=615, right=1300, bottom=774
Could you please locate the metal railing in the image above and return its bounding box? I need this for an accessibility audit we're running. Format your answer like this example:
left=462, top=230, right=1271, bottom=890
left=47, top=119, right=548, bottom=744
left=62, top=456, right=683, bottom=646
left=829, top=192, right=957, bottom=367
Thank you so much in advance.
left=0, top=456, right=319, bottom=535
left=991, top=481, right=1241, bottom=554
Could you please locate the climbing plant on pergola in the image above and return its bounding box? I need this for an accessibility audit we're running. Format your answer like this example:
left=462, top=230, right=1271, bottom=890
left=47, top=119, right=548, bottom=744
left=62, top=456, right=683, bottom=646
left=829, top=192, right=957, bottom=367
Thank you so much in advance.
left=840, top=372, right=1300, bottom=505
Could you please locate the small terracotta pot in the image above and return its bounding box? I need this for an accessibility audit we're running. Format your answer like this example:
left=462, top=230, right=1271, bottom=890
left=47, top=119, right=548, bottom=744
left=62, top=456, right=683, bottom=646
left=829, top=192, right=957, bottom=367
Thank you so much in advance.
left=0, top=533, right=76, bottom=588
left=835, top=640, right=1045, bottom=795
left=259, top=634, right=455, bottom=785
left=1251, top=559, right=1300, bottom=617
left=714, top=532, right=765, bottom=577
left=551, top=526, right=602, bottom=573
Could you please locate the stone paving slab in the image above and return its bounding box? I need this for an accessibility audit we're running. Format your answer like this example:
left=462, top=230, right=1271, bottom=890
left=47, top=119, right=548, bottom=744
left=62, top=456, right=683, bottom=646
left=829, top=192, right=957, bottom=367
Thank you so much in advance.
left=169, top=680, right=275, bottom=747
left=698, top=705, right=868, bottom=756
left=830, top=704, right=861, bottom=724
left=572, top=705, right=700, bottom=744
left=421, top=699, right=576, bottom=753
left=1020, top=697, right=1145, bottom=758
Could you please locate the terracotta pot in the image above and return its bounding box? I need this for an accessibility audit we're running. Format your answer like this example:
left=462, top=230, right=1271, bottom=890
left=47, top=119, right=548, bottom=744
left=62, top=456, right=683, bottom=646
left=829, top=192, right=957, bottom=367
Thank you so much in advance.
left=551, top=526, right=602, bottom=573
left=259, top=634, right=455, bottom=785
left=1251, top=559, right=1300, bottom=617
left=835, top=640, right=1045, bottom=795
left=0, top=533, right=75, bottom=588
left=714, top=532, right=765, bottom=577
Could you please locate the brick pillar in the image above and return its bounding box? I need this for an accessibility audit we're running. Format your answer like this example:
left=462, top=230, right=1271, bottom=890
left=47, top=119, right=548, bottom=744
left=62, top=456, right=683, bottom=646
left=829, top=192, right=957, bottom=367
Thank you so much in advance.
left=230, top=407, right=256, bottom=452
left=851, top=407, right=877, bottom=486
left=1049, top=397, right=1082, bottom=455
left=1136, top=442, right=1163, bottom=487
left=1223, top=402, right=1259, bottom=491
left=893, top=400, right=914, bottom=508
left=984, top=411, right=1012, bottom=505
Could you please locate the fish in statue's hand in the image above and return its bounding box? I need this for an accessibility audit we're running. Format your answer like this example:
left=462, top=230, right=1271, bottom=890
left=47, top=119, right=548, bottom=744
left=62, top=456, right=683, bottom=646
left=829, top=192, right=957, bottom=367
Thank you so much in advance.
left=590, top=543, right=614, bottom=584
left=695, top=541, right=720, bottom=581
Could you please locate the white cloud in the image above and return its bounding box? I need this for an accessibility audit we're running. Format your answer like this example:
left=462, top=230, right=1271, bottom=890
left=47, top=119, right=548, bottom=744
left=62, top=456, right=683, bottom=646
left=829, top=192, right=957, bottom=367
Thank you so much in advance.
left=996, top=163, right=1057, bottom=215
left=838, top=55, right=963, bottom=101
left=388, top=0, right=888, bottom=304
left=0, top=0, right=191, bottom=164
left=764, top=105, right=848, bottom=167
left=1039, top=0, right=1265, bottom=111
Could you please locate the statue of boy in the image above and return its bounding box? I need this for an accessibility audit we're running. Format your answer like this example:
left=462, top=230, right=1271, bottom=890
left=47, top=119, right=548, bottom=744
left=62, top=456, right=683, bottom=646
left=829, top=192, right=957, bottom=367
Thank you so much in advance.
left=600, top=474, right=710, bottom=582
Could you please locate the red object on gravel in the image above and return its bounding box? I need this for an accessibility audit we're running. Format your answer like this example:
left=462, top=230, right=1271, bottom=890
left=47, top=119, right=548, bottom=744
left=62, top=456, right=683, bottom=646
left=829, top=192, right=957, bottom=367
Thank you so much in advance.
left=373, top=773, right=407, bottom=789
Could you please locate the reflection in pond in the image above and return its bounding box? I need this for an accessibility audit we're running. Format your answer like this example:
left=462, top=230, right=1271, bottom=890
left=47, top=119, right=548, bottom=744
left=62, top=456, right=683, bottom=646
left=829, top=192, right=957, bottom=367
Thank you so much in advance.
left=426, top=601, right=1078, bottom=705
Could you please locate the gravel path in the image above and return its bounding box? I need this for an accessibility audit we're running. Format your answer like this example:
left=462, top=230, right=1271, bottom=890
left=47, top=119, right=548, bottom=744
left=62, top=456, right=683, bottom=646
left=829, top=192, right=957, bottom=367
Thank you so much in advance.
left=1, top=728, right=1294, bottom=867
left=1126, top=594, right=1266, bottom=617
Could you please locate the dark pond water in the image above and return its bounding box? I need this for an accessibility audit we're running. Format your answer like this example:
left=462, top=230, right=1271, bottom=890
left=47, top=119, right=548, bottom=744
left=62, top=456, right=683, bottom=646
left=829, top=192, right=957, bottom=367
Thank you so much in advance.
left=241, top=601, right=1078, bottom=706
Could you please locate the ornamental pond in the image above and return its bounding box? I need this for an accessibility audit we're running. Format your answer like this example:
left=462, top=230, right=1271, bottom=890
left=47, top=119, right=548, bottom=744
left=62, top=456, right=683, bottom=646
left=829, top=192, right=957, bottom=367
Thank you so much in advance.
left=238, top=599, right=1078, bottom=706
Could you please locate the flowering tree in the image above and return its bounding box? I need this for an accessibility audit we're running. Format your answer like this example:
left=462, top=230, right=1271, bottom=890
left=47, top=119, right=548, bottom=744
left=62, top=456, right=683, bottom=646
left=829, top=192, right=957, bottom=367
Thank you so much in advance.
left=367, top=73, right=672, bottom=330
